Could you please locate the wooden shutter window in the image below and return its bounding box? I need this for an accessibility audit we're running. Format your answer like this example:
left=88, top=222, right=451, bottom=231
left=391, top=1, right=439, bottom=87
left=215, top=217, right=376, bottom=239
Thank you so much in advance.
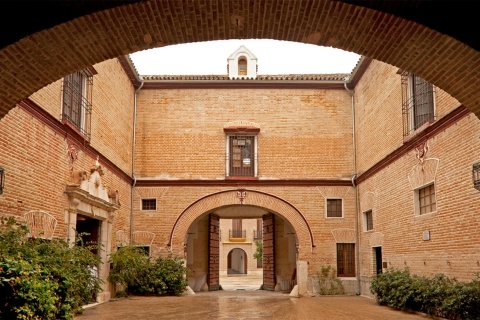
left=337, top=243, right=355, bottom=277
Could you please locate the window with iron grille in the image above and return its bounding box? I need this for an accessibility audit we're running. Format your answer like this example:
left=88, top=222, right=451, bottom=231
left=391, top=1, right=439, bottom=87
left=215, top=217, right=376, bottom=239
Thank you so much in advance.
left=141, top=198, right=157, bottom=211
left=364, top=209, right=373, bottom=231
left=326, top=199, right=343, bottom=218
left=416, top=183, right=436, bottom=215
left=136, top=246, right=150, bottom=256
left=337, top=243, right=355, bottom=277
left=227, top=135, right=256, bottom=177
left=62, top=69, right=93, bottom=139
left=401, top=72, right=435, bottom=137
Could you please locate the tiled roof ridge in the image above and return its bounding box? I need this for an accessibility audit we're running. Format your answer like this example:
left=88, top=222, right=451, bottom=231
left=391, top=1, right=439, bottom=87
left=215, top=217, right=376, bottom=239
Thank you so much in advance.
left=141, top=73, right=351, bottom=81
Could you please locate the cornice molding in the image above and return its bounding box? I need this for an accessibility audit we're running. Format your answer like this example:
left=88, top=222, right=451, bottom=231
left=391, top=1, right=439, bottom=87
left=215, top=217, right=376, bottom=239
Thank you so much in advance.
left=135, top=179, right=353, bottom=187
left=140, top=81, right=348, bottom=90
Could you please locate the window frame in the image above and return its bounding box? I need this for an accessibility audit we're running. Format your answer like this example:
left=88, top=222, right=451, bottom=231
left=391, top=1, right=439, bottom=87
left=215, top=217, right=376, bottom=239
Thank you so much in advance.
left=336, top=243, right=356, bottom=277
left=363, top=209, right=373, bottom=231
left=61, top=69, right=94, bottom=140
left=224, top=127, right=259, bottom=178
left=141, top=198, right=157, bottom=211
left=238, top=56, right=247, bottom=75
left=326, top=198, right=343, bottom=218
left=231, top=218, right=243, bottom=238
left=401, top=71, right=436, bottom=138
left=136, top=245, right=151, bottom=256
left=414, top=183, right=437, bottom=216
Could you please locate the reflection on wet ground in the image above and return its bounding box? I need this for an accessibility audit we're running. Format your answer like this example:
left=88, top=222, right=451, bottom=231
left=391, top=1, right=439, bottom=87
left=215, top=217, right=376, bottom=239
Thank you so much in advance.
left=220, top=273, right=263, bottom=291
left=76, top=290, right=432, bottom=320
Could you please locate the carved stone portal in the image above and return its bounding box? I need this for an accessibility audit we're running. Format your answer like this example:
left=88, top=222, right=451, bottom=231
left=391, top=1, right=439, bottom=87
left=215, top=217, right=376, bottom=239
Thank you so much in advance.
left=64, top=157, right=120, bottom=303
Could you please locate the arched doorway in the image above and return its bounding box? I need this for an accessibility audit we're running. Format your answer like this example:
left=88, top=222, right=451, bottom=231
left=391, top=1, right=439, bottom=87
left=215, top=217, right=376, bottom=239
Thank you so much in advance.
left=181, top=195, right=302, bottom=293
left=227, top=248, right=247, bottom=275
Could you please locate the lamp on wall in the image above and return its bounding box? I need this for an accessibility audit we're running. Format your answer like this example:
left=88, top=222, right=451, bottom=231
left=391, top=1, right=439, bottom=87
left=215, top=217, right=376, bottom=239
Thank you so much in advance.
left=473, top=161, right=480, bottom=191
left=0, top=166, right=4, bottom=195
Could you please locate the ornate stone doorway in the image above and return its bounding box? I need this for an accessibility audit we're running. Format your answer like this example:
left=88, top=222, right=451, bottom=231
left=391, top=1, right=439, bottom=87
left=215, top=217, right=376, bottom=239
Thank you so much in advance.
left=65, top=160, right=120, bottom=302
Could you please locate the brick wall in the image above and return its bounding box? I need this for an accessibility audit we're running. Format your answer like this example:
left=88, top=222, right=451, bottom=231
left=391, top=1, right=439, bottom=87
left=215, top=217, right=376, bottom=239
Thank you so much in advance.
left=0, top=58, right=134, bottom=248
left=135, top=88, right=354, bottom=179
left=358, top=114, right=480, bottom=288
left=2, top=52, right=480, bottom=297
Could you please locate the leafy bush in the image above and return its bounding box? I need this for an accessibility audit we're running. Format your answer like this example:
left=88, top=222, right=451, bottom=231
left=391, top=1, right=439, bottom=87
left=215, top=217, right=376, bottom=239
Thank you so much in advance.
left=108, top=245, right=188, bottom=296
left=253, top=240, right=263, bottom=262
left=317, top=265, right=345, bottom=295
left=107, top=246, right=151, bottom=291
left=442, top=274, right=480, bottom=320
left=371, top=267, right=480, bottom=319
left=0, top=216, right=101, bottom=320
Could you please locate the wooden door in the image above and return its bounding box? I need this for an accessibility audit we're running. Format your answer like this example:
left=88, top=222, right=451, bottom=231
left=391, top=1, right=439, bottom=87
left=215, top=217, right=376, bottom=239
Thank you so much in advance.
left=262, top=213, right=275, bottom=291
left=207, top=213, right=220, bottom=291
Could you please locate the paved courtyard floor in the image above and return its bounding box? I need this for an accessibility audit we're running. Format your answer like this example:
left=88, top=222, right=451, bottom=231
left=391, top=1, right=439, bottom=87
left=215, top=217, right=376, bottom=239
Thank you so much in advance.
left=76, top=274, right=433, bottom=320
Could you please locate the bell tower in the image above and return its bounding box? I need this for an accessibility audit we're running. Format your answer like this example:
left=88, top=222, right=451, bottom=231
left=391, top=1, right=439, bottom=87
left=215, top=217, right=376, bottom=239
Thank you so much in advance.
left=227, top=45, right=258, bottom=79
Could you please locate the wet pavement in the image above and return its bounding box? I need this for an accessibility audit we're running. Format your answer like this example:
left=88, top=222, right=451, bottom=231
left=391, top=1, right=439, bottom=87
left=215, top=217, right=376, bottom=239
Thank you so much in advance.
left=76, top=275, right=433, bottom=320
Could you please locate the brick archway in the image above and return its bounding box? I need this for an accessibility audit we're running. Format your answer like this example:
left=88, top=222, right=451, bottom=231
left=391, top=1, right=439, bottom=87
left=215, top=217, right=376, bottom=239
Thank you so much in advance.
left=1, top=0, right=480, bottom=121
left=168, top=189, right=314, bottom=255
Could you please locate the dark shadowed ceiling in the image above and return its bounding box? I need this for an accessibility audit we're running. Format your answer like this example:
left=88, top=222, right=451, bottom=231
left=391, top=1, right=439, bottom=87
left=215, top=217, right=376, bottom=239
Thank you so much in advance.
left=1, top=0, right=478, bottom=52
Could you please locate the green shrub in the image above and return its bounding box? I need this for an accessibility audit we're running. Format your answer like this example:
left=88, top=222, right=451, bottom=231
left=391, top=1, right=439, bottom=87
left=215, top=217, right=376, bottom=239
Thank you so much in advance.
left=0, top=216, right=101, bottom=320
left=108, top=246, right=151, bottom=292
left=442, top=274, right=480, bottom=320
left=317, top=265, right=345, bottom=295
left=108, top=246, right=188, bottom=296
left=370, top=268, right=414, bottom=310
left=253, top=240, right=263, bottom=262
left=371, top=267, right=480, bottom=319
left=151, top=256, right=189, bottom=296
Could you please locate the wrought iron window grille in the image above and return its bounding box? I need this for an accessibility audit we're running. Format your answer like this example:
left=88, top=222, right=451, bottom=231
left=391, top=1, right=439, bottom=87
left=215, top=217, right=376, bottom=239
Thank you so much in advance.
left=0, top=166, right=4, bottom=195
left=473, top=161, right=480, bottom=191
left=401, top=71, right=435, bottom=137
left=62, top=70, right=93, bottom=139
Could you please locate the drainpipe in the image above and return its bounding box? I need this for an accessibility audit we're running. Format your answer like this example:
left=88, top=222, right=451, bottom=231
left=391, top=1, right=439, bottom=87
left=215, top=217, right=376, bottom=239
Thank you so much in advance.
left=344, top=78, right=360, bottom=295
left=130, top=80, right=144, bottom=244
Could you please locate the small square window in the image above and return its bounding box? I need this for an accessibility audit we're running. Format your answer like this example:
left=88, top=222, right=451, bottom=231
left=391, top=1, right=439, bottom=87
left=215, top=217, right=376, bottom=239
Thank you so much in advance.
left=326, top=199, right=343, bottom=218
left=416, top=183, right=436, bottom=215
left=364, top=210, right=373, bottom=231
left=136, top=246, right=150, bottom=256
left=141, top=198, right=157, bottom=211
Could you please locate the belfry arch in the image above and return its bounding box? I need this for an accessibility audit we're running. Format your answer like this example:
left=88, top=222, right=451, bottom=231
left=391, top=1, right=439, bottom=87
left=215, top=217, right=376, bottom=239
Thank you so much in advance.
left=168, top=189, right=313, bottom=258
left=0, top=0, right=480, bottom=121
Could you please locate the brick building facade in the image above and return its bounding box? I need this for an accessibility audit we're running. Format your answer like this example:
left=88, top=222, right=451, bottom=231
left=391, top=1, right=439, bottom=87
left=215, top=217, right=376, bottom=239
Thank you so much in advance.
left=0, top=46, right=479, bottom=301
